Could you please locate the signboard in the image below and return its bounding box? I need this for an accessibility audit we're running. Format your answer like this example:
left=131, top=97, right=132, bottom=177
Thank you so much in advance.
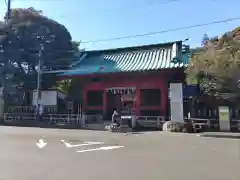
left=170, top=83, right=184, bottom=122
left=32, top=91, right=57, bottom=106
left=106, top=87, right=136, bottom=94
left=218, top=106, right=230, bottom=132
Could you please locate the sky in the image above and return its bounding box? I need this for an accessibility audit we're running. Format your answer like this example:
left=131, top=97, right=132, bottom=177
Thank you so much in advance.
left=0, top=0, right=240, bottom=50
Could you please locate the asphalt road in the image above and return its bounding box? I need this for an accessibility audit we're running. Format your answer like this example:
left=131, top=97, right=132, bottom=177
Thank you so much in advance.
left=0, top=126, right=239, bottom=180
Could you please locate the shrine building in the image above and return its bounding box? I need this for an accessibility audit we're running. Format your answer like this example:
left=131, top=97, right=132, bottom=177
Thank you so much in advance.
left=52, top=41, right=190, bottom=119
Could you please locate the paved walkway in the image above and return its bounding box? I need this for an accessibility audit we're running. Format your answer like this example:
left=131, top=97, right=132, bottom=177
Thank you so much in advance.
left=199, top=132, right=240, bottom=139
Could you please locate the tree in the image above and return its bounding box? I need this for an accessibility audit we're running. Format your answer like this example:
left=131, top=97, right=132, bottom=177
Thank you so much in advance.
left=186, top=27, right=240, bottom=104
left=0, top=7, right=76, bottom=105
left=55, top=79, right=72, bottom=95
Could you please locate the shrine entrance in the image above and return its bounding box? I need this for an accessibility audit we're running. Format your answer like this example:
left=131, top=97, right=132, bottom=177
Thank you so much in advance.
left=106, top=87, right=136, bottom=120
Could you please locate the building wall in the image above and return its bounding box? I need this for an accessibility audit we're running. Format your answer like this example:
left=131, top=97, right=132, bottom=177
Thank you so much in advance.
left=82, top=72, right=169, bottom=116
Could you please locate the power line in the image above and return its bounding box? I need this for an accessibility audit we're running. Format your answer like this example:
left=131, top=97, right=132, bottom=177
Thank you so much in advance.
left=96, top=0, right=182, bottom=13
left=58, top=0, right=183, bottom=18
left=81, top=17, right=240, bottom=44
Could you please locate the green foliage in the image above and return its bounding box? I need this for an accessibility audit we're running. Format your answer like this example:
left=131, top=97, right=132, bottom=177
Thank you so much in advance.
left=186, top=27, right=240, bottom=102
left=54, top=78, right=84, bottom=103
left=55, top=79, right=72, bottom=95
left=0, top=7, right=75, bottom=104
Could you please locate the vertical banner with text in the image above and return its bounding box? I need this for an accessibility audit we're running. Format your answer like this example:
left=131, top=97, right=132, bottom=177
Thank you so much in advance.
left=218, top=106, right=230, bottom=132
left=170, top=83, right=184, bottom=122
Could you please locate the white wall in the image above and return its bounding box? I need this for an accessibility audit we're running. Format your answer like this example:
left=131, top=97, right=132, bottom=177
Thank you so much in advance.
left=32, top=91, right=57, bottom=106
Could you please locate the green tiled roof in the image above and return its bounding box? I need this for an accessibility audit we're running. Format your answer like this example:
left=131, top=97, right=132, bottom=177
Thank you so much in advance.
left=52, top=41, right=189, bottom=76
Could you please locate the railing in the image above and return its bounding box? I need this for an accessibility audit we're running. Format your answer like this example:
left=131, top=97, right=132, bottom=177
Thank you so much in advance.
left=3, top=113, right=102, bottom=127
left=4, top=113, right=36, bottom=122
left=187, top=118, right=240, bottom=132
left=7, top=106, right=57, bottom=114
left=189, top=107, right=240, bottom=120
left=43, top=114, right=81, bottom=125
left=136, top=116, right=166, bottom=129
left=230, top=119, right=240, bottom=132
left=3, top=113, right=240, bottom=132
left=84, top=115, right=103, bottom=124
left=135, top=116, right=240, bottom=132
left=187, top=118, right=219, bottom=132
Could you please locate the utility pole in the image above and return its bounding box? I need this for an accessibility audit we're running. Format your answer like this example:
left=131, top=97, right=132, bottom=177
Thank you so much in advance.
left=7, top=0, right=11, bottom=22
left=0, top=0, right=11, bottom=123
left=36, top=44, right=44, bottom=122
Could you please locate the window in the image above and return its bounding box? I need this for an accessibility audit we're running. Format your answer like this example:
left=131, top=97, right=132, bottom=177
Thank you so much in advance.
left=140, top=110, right=161, bottom=116
left=87, top=90, right=104, bottom=106
left=140, top=89, right=161, bottom=106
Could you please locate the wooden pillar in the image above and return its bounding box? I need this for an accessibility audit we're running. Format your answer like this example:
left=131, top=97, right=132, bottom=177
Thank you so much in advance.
left=83, top=89, right=88, bottom=112
left=103, top=90, right=107, bottom=114
left=136, top=87, right=140, bottom=116
left=161, top=81, right=167, bottom=117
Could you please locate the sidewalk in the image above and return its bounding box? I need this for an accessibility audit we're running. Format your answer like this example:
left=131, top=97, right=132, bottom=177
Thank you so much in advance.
left=198, top=132, right=240, bottom=139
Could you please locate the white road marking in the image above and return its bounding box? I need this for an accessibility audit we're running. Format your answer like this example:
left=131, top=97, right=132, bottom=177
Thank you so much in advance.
left=61, top=140, right=104, bottom=148
left=76, top=146, right=124, bottom=153
left=84, top=141, right=104, bottom=145
left=36, top=139, right=47, bottom=149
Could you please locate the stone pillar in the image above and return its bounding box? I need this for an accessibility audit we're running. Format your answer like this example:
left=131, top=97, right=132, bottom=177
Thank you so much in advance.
left=135, top=87, right=140, bottom=116
left=169, top=83, right=184, bottom=122
left=131, top=115, right=137, bottom=129
left=81, top=114, right=86, bottom=127
left=0, top=87, right=4, bottom=124
left=218, top=106, right=230, bottom=132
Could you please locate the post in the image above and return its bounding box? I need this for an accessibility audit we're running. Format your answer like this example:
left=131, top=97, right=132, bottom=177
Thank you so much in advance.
left=7, top=0, right=11, bottom=22
left=36, top=44, right=44, bottom=122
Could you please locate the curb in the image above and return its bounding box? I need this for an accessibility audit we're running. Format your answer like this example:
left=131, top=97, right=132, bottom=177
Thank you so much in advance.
left=198, top=133, right=240, bottom=139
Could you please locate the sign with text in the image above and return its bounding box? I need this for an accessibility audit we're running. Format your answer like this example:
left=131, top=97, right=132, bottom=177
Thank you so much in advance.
left=170, top=83, right=183, bottom=122
left=218, top=106, right=230, bottom=132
